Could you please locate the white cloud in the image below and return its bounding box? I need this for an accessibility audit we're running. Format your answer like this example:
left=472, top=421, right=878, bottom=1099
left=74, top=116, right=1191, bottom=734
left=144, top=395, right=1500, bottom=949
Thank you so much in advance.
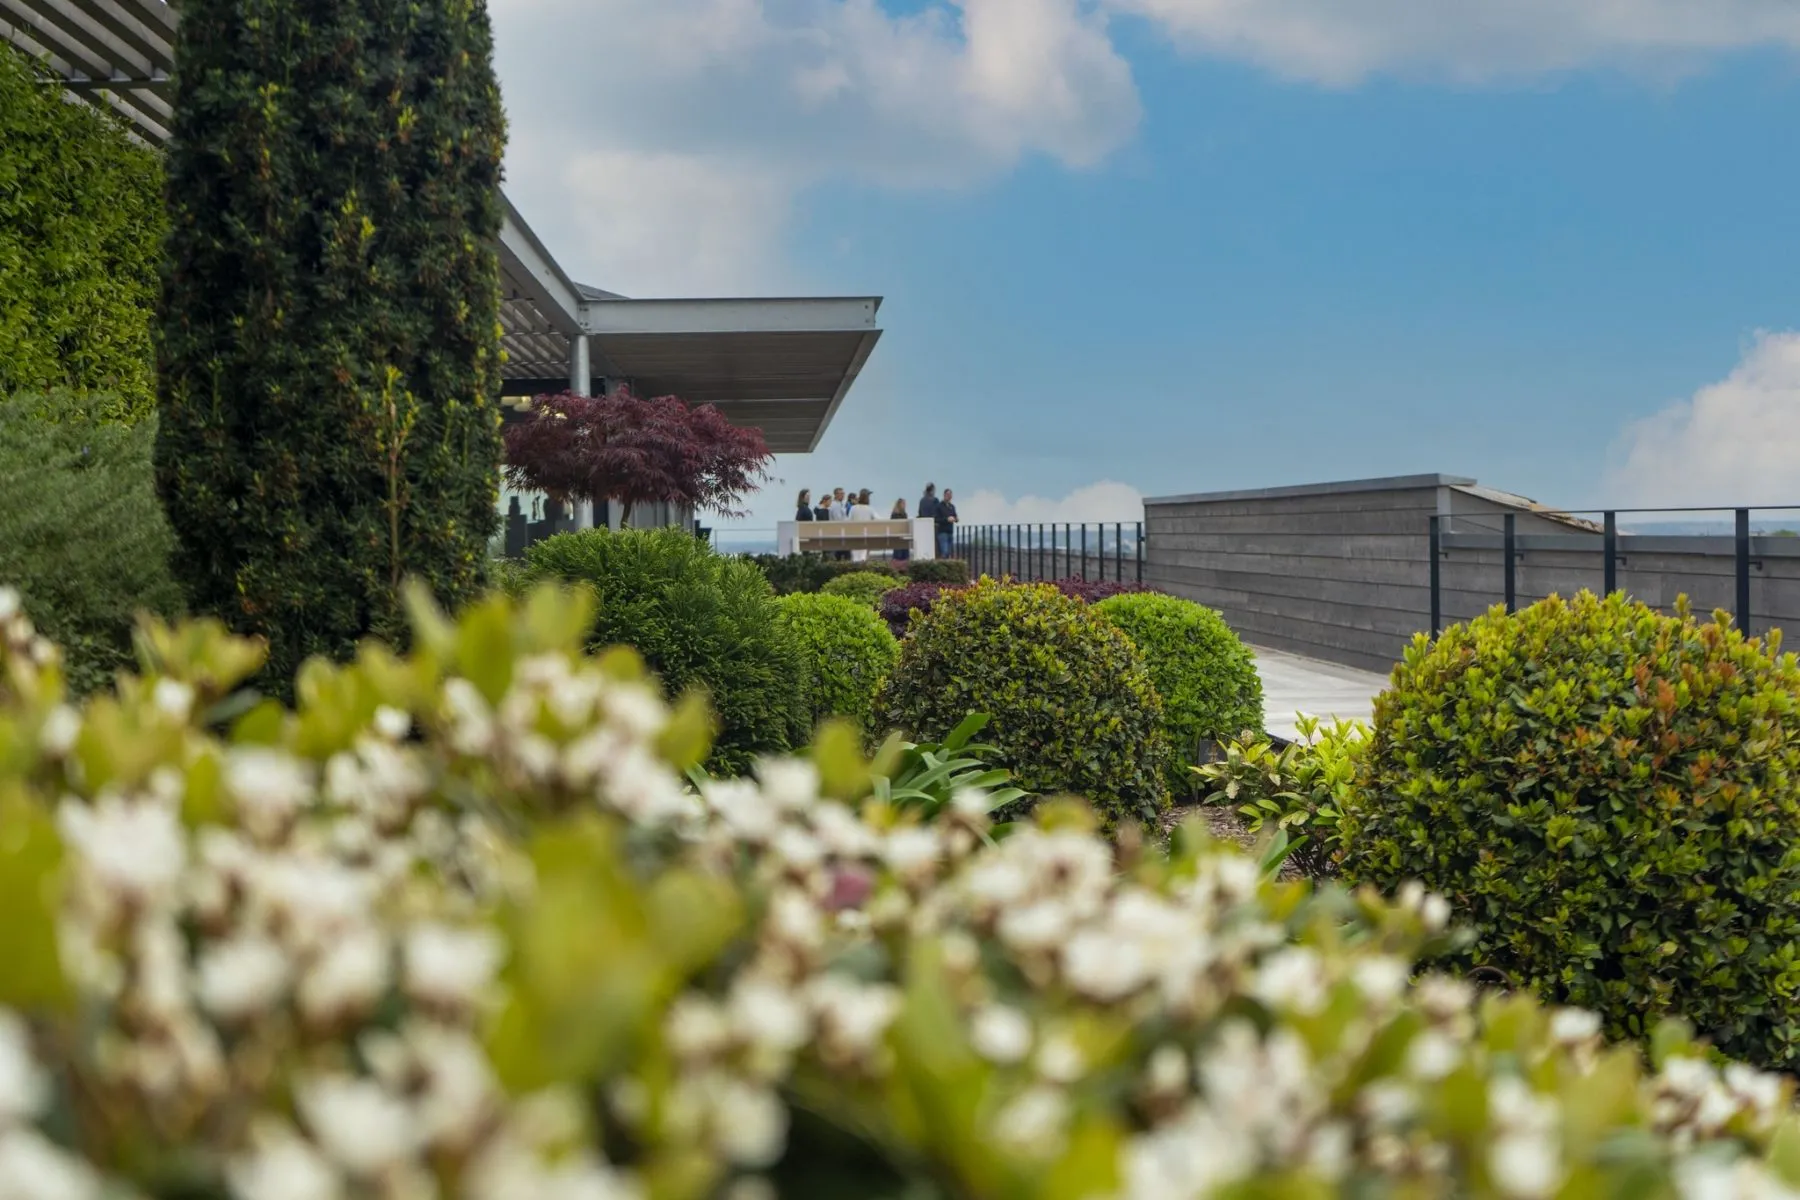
left=1106, top=0, right=1800, bottom=85
left=489, top=0, right=1800, bottom=294
left=491, top=0, right=1140, bottom=293
left=1605, top=332, right=1800, bottom=508
left=955, top=480, right=1145, bottom=525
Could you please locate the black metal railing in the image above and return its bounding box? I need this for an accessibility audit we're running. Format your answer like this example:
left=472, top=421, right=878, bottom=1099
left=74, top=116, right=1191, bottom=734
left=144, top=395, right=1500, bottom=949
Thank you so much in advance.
left=951, top=522, right=1145, bottom=584
left=1427, top=506, right=1800, bottom=639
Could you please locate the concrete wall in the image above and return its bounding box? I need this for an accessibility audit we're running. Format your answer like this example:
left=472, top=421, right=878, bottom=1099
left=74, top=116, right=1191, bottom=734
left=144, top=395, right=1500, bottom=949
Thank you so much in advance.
left=1142, top=475, right=1792, bottom=674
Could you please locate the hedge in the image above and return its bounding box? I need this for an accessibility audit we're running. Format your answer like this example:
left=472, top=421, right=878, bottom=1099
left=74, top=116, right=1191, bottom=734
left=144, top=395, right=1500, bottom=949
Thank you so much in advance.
left=0, top=45, right=164, bottom=421
left=156, top=0, right=508, bottom=690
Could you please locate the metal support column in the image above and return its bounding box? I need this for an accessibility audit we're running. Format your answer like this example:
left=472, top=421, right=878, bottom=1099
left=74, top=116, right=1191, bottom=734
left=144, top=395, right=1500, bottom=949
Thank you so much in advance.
left=1115, top=522, right=1124, bottom=583
left=1603, top=512, right=1617, bottom=596
left=1503, top=513, right=1517, bottom=614
left=1136, top=521, right=1144, bottom=583
left=1428, top=515, right=1441, bottom=635
left=1737, top=509, right=1753, bottom=636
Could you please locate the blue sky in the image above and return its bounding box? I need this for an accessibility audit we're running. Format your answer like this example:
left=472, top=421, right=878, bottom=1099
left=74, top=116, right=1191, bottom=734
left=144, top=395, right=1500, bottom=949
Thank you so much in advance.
left=489, top=1, right=1800, bottom=535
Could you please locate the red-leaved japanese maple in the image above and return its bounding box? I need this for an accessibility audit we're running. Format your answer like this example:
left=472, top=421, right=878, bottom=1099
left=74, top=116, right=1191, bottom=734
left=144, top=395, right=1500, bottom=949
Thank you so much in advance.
left=502, top=389, right=773, bottom=522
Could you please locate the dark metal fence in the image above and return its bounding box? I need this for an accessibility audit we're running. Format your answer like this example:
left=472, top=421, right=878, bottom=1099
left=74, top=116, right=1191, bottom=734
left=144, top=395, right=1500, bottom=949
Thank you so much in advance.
left=951, top=522, right=1145, bottom=584
left=1427, top=506, right=1800, bottom=639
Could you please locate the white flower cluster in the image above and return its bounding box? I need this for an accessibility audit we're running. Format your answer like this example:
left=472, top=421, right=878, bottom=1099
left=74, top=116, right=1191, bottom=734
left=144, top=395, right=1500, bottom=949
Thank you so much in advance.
left=4, top=592, right=1800, bottom=1200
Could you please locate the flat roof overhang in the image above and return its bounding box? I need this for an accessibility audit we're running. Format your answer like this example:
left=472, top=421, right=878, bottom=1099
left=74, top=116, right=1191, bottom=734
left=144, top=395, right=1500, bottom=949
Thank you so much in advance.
left=5, top=0, right=882, bottom=453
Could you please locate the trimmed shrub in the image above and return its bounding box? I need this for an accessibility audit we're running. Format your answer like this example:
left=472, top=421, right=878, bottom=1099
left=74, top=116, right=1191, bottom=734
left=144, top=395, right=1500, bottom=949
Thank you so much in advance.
left=0, top=391, right=181, bottom=694
left=750, top=554, right=901, bottom=595
left=878, top=580, right=965, bottom=638
left=774, top=592, right=899, bottom=735
left=821, top=570, right=902, bottom=608
left=1094, top=592, right=1263, bottom=790
left=747, top=553, right=836, bottom=595
left=1340, top=591, right=1800, bottom=1070
left=875, top=578, right=1170, bottom=826
left=905, top=558, right=969, bottom=585
left=4, top=597, right=1799, bottom=1198
left=0, top=47, right=164, bottom=421
left=156, top=0, right=508, bottom=690
left=523, top=529, right=808, bottom=774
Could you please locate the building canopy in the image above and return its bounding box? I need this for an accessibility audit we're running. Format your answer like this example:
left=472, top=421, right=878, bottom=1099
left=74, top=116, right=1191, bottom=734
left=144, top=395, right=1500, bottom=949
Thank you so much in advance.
left=2, top=0, right=880, bottom=453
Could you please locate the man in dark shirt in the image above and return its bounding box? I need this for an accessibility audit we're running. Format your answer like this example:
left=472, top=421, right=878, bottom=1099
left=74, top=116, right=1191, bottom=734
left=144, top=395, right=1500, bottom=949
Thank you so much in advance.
left=935, top=488, right=958, bottom=559
left=918, top=483, right=939, bottom=525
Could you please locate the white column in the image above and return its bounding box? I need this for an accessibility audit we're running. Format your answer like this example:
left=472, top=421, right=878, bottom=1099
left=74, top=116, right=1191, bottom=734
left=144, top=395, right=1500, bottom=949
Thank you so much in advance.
left=568, top=336, right=594, bottom=529
left=569, top=334, right=592, bottom=396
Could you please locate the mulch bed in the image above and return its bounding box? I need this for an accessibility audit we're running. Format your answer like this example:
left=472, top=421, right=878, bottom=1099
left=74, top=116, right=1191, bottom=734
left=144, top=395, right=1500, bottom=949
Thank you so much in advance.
left=1156, top=800, right=1306, bottom=881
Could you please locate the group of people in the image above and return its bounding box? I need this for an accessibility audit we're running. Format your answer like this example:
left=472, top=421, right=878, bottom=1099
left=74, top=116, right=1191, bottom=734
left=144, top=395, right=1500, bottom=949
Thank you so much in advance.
left=795, top=482, right=959, bottom=560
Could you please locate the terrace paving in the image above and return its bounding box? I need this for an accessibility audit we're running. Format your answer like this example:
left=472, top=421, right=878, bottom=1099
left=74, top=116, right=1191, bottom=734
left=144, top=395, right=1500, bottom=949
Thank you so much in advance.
left=1252, top=646, right=1389, bottom=741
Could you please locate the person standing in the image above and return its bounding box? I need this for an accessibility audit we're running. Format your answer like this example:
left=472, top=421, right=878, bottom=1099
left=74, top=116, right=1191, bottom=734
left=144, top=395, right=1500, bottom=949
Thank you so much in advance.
left=795, top=489, right=815, bottom=522
left=812, top=489, right=832, bottom=521
left=918, top=483, right=939, bottom=527
left=829, top=487, right=848, bottom=519
left=849, top=489, right=877, bottom=562
left=890, top=498, right=910, bottom=562
left=838, top=489, right=855, bottom=520
left=936, top=488, right=958, bottom=559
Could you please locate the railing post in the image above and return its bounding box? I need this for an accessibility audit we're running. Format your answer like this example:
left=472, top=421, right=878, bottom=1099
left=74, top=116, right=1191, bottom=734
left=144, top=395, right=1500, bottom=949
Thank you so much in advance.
left=1115, top=522, right=1124, bottom=583
left=1136, top=521, right=1144, bottom=583
left=1037, top=523, right=1044, bottom=581
left=1428, top=514, right=1441, bottom=635
left=1503, top=513, right=1517, bottom=614
left=1737, top=508, right=1753, bottom=637
left=1603, top=511, right=1617, bottom=596
left=1080, top=524, right=1088, bottom=579
left=1063, top=522, right=1071, bottom=579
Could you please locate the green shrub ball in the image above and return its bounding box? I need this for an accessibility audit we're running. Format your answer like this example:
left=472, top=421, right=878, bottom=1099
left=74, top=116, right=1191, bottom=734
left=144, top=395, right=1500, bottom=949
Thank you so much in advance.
left=1094, top=592, right=1263, bottom=792
left=821, top=571, right=902, bottom=609
left=875, top=578, right=1170, bottom=828
left=1340, top=591, right=1800, bottom=1070
left=775, top=593, right=900, bottom=736
left=523, top=529, right=809, bottom=776
left=905, top=559, right=970, bottom=585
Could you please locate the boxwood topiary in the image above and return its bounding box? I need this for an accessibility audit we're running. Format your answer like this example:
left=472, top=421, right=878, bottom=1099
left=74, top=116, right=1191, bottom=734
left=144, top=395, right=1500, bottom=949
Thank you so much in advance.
left=523, top=529, right=809, bottom=775
left=1339, top=591, right=1800, bottom=1070
left=821, top=571, right=902, bottom=609
left=874, top=578, right=1170, bottom=827
left=774, top=592, right=899, bottom=736
left=1093, top=592, right=1263, bottom=792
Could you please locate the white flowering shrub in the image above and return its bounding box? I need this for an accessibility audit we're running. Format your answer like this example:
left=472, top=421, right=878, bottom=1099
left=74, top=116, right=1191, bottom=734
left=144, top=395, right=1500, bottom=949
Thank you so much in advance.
left=0, top=581, right=1798, bottom=1200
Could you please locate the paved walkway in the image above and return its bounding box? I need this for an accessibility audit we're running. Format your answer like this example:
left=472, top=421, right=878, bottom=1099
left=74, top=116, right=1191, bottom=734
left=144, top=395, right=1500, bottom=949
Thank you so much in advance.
left=1252, top=646, right=1388, bottom=741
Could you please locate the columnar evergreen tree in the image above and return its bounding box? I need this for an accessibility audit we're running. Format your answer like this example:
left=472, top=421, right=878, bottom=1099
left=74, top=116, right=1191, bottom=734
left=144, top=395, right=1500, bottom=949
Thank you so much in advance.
left=155, top=0, right=507, bottom=686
